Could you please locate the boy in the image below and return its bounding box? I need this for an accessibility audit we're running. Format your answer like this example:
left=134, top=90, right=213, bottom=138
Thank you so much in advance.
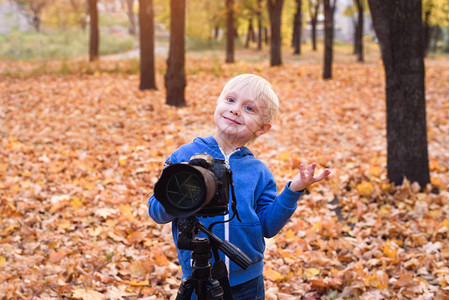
left=148, top=74, right=330, bottom=299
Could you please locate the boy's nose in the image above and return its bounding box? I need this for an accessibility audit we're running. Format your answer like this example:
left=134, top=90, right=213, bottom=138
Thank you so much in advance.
left=230, top=107, right=241, bottom=116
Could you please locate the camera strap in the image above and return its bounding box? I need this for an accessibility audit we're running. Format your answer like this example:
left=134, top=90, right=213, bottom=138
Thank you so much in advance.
left=228, top=169, right=242, bottom=223
left=211, top=243, right=234, bottom=300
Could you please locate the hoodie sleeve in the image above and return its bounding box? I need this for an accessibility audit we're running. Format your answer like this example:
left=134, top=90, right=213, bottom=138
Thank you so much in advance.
left=256, top=172, right=304, bottom=238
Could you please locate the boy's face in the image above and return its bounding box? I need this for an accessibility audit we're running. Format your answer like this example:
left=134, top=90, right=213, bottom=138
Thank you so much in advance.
left=214, top=86, right=271, bottom=146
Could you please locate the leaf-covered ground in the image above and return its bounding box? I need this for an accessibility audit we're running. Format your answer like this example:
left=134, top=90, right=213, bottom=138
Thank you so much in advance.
left=1, top=58, right=448, bottom=299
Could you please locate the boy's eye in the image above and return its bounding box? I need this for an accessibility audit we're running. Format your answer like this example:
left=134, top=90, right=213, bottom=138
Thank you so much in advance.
left=244, top=105, right=254, bottom=112
left=226, top=97, right=235, bottom=103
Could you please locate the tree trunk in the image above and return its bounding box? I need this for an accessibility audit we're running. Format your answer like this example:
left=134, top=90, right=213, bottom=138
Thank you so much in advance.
left=226, top=0, right=235, bottom=63
left=323, top=0, right=335, bottom=79
left=267, top=0, right=284, bottom=66
left=422, top=7, right=432, bottom=57
left=165, top=0, right=186, bottom=107
left=354, top=0, right=364, bottom=62
left=88, top=0, right=99, bottom=61
left=214, top=25, right=220, bottom=40
left=257, top=0, right=263, bottom=50
left=245, top=18, right=254, bottom=48
left=308, top=0, right=320, bottom=51
left=368, top=0, right=430, bottom=187
left=126, top=0, right=137, bottom=35
left=139, top=0, right=157, bottom=90
left=264, top=27, right=269, bottom=45
left=292, top=0, right=302, bottom=55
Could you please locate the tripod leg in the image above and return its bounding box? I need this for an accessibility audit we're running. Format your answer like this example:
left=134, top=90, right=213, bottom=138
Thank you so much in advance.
left=176, top=277, right=195, bottom=300
left=205, top=277, right=225, bottom=300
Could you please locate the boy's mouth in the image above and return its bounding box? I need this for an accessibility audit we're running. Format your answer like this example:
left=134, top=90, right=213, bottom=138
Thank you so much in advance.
left=223, top=116, right=242, bottom=125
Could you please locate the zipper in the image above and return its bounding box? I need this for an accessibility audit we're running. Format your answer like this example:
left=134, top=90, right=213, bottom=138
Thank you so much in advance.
left=216, top=145, right=239, bottom=275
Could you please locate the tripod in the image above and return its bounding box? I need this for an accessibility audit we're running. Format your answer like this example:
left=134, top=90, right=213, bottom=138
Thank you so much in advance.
left=175, top=217, right=252, bottom=300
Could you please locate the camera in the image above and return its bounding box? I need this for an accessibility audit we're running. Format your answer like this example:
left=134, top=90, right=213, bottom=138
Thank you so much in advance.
left=154, top=154, right=231, bottom=218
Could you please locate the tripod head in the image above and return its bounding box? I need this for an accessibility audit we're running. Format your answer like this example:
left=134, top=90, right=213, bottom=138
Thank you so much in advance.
left=177, top=217, right=252, bottom=270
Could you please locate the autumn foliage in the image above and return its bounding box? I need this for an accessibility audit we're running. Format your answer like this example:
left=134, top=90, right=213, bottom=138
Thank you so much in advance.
left=1, top=58, right=448, bottom=299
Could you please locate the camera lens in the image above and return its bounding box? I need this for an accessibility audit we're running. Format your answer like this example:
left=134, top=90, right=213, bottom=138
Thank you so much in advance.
left=166, top=171, right=205, bottom=210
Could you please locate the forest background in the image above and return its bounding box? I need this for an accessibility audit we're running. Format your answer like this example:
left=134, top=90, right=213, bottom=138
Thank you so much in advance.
left=1, top=0, right=449, bottom=299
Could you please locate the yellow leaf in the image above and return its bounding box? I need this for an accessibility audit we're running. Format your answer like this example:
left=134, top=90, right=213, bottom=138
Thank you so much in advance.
left=357, top=181, right=373, bottom=196
left=304, top=267, right=320, bottom=278
left=120, top=204, right=133, bottom=220
left=430, top=210, right=442, bottom=218
left=0, top=256, right=6, bottom=268
left=71, top=197, right=83, bottom=211
left=365, top=272, right=388, bottom=289
left=284, top=229, right=298, bottom=241
left=124, top=279, right=149, bottom=286
left=58, top=219, right=71, bottom=229
left=119, top=156, right=127, bottom=166
left=443, top=220, right=449, bottom=236
left=21, top=171, right=31, bottom=177
left=84, top=181, right=96, bottom=190
left=280, top=151, right=291, bottom=162
left=129, top=260, right=147, bottom=278
left=88, top=226, right=104, bottom=237
left=264, top=268, right=283, bottom=282
left=368, top=166, right=381, bottom=177
left=382, top=242, right=398, bottom=259
left=381, top=183, right=392, bottom=192
left=72, top=287, right=105, bottom=300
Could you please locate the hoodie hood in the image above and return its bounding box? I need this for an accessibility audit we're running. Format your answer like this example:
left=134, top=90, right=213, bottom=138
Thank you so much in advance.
left=192, top=136, right=254, bottom=159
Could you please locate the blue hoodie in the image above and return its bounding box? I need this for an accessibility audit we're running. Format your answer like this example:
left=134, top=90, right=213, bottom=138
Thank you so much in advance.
left=148, top=136, right=304, bottom=286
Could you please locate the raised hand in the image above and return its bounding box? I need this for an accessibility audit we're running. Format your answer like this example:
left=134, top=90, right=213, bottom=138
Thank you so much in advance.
left=289, top=163, right=331, bottom=192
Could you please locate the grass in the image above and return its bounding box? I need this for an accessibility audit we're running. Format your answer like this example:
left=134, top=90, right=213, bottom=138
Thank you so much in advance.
left=0, top=28, right=137, bottom=61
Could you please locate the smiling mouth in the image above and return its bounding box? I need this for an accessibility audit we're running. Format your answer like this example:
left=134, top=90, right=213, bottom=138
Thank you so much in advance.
left=223, top=116, right=242, bottom=125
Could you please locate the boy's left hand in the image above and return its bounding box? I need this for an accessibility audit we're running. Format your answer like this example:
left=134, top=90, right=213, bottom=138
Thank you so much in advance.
left=290, top=163, right=331, bottom=192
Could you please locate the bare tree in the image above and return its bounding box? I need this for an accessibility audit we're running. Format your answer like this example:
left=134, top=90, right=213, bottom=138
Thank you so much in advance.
left=165, top=0, right=186, bottom=107
left=13, top=0, right=48, bottom=32
left=226, top=0, right=235, bottom=63
left=139, top=0, right=157, bottom=90
left=308, top=0, right=320, bottom=51
left=353, top=0, right=364, bottom=62
left=292, top=0, right=302, bottom=55
left=323, top=0, right=336, bottom=79
left=88, top=0, right=99, bottom=61
left=267, top=0, right=284, bottom=66
left=368, top=0, right=430, bottom=187
left=69, top=0, right=88, bottom=30
left=245, top=18, right=255, bottom=48
left=257, top=0, right=263, bottom=50
left=124, top=0, right=137, bottom=35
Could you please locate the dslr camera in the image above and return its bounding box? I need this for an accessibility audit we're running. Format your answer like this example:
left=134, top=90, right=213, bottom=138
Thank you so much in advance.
left=154, top=154, right=231, bottom=218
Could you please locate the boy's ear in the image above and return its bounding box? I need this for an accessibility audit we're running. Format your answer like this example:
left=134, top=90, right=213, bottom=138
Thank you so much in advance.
left=255, top=123, right=272, bottom=137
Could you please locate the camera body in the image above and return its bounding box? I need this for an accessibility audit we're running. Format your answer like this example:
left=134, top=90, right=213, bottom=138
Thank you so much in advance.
left=154, top=154, right=230, bottom=218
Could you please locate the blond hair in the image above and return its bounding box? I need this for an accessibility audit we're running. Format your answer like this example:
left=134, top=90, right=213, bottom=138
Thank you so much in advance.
left=218, top=74, right=279, bottom=124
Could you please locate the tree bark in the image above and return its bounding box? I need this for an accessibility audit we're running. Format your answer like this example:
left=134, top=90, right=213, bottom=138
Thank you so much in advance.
left=126, top=0, right=137, bottom=35
left=422, top=5, right=433, bottom=57
left=267, top=0, right=284, bottom=66
left=368, top=0, right=430, bottom=187
left=292, top=0, right=302, bottom=55
left=323, top=0, right=335, bottom=79
left=354, top=0, right=364, bottom=62
left=139, top=0, right=157, bottom=90
left=88, top=0, right=99, bottom=61
left=308, top=0, right=320, bottom=51
left=257, top=0, right=263, bottom=50
left=226, top=0, right=235, bottom=63
left=165, top=0, right=186, bottom=107
left=245, top=18, right=255, bottom=48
